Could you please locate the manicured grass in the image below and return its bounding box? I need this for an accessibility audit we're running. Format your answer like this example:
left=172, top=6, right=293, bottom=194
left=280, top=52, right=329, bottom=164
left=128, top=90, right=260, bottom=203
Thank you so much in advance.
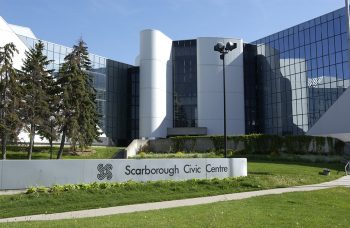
left=0, top=160, right=344, bottom=219
left=4, top=146, right=122, bottom=159
left=4, top=187, right=348, bottom=228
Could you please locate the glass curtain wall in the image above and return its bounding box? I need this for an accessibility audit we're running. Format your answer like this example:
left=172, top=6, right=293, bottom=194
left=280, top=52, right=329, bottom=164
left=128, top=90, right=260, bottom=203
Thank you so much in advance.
left=246, top=7, right=349, bottom=135
left=127, top=67, right=140, bottom=140
left=106, top=60, right=139, bottom=145
left=172, top=39, right=198, bottom=127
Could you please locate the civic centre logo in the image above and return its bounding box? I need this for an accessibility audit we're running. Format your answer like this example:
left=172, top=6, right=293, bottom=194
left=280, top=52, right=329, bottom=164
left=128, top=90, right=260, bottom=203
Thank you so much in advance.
left=97, top=163, right=113, bottom=180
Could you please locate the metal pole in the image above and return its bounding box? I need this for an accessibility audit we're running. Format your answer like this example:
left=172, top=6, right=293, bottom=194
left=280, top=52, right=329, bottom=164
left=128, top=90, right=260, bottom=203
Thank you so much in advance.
left=222, top=53, right=227, bottom=158
left=50, top=121, right=53, bottom=159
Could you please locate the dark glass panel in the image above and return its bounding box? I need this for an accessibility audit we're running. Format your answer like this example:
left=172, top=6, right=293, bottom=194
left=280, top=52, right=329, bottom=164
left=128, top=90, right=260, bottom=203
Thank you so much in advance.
left=340, top=16, right=347, bottom=33
left=323, top=55, right=329, bottom=66
left=334, top=17, right=341, bottom=35
left=336, top=63, right=343, bottom=79
left=342, top=51, right=349, bottom=63
left=328, top=20, right=334, bottom=37
left=327, top=11, right=334, bottom=21
left=310, top=43, right=317, bottom=58
left=305, top=44, right=311, bottom=59
left=173, top=39, right=197, bottom=128
left=341, top=33, right=348, bottom=50
left=329, top=36, right=335, bottom=53
left=305, top=28, right=311, bottom=45
left=330, top=64, right=337, bottom=76
left=321, top=22, right=328, bottom=39
left=310, top=26, right=316, bottom=43
left=336, top=52, right=343, bottom=64
left=335, top=35, right=342, bottom=52
left=322, top=39, right=329, bottom=55
left=315, top=24, right=322, bottom=41
left=316, top=41, right=323, bottom=57
left=343, top=62, right=349, bottom=79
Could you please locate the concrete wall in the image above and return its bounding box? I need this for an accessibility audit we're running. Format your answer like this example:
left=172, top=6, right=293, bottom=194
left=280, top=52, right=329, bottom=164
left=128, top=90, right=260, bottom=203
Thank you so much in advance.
left=125, top=139, right=149, bottom=157
left=0, top=158, right=247, bottom=190
left=197, top=37, right=245, bottom=135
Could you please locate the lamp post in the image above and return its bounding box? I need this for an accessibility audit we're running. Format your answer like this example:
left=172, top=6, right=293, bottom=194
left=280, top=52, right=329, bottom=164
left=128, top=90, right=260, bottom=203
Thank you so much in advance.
left=49, top=116, right=56, bottom=159
left=214, top=41, right=237, bottom=158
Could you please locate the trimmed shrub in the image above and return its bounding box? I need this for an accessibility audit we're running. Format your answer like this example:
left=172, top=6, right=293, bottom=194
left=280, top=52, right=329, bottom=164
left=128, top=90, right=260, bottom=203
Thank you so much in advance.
left=166, top=134, right=346, bottom=156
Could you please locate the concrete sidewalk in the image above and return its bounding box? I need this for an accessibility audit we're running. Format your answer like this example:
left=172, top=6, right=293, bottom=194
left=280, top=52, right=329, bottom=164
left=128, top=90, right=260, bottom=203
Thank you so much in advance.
left=1, top=175, right=350, bottom=223
left=0, top=189, right=26, bottom=196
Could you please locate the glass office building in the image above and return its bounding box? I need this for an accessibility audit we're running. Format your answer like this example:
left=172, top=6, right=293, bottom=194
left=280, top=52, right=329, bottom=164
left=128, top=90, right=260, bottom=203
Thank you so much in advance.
left=244, top=7, right=350, bottom=135
left=2, top=6, right=350, bottom=144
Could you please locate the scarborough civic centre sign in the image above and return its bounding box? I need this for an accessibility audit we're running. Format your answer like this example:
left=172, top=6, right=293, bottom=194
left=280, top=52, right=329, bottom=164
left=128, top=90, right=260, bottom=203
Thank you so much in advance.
left=0, top=158, right=247, bottom=190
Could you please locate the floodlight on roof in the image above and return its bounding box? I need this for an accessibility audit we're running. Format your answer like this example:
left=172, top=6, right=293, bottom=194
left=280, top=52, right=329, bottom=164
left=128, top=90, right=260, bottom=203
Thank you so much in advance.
left=214, top=42, right=225, bottom=52
left=225, top=42, right=237, bottom=51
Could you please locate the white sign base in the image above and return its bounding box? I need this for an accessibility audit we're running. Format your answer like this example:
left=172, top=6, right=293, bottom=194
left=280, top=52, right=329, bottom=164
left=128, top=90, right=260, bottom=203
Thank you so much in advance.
left=0, top=158, right=247, bottom=190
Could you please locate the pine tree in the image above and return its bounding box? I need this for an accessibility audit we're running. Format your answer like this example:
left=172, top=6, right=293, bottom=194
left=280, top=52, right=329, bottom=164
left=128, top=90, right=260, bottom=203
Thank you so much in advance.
left=37, top=70, right=60, bottom=159
left=0, top=43, right=21, bottom=160
left=56, top=38, right=100, bottom=159
left=21, top=40, right=54, bottom=159
left=75, top=40, right=101, bottom=149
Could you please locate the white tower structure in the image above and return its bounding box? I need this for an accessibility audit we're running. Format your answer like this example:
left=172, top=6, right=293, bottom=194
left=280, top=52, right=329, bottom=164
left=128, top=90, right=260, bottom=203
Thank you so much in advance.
left=139, top=29, right=173, bottom=138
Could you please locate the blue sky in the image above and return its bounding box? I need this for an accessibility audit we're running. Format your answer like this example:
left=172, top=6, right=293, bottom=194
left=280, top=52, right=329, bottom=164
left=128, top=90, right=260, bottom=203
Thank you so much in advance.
left=0, top=0, right=346, bottom=64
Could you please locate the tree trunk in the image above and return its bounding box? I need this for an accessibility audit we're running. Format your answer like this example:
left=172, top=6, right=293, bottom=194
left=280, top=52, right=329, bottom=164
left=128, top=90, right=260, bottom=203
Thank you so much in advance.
left=57, top=127, right=66, bottom=159
left=1, top=133, right=6, bottom=160
left=72, top=141, right=76, bottom=152
left=49, top=137, right=53, bottom=159
left=28, top=124, right=35, bottom=160
left=0, top=83, right=6, bottom=160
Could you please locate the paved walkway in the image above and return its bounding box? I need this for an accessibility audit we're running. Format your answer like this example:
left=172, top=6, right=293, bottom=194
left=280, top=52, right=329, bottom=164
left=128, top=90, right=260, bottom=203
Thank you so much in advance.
left=1, top=175, right=350, bottom=223
left=0, top=189, right=26, bottom=196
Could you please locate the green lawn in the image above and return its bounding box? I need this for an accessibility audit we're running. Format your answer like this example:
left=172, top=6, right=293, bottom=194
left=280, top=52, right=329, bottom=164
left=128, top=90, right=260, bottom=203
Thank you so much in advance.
left=4, top=146, right=122, bottom=159
left=2, top=187, right=348, bottom=228
left=0, top=160, right=344, bottom=219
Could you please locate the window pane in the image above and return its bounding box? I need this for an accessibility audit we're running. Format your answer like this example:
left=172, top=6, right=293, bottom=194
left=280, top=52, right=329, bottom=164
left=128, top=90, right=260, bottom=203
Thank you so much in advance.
left=328, top=20, right=334, bottom=37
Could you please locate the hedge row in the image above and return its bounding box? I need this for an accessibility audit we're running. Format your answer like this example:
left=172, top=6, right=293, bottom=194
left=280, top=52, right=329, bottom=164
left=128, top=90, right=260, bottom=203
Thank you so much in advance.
left=167, top=134, right=346, bottom=155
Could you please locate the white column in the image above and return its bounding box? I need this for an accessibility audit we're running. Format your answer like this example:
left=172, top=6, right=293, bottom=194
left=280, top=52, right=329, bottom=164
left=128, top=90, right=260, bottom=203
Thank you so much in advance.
left=139, top=29, right=173, bottom=138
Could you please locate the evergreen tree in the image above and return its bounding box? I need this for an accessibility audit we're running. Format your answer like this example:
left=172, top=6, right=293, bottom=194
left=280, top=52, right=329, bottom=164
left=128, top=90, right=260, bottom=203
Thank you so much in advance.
left=37, top=71, right=60, bottom=159
left=21, top=41, right=54, bottom=159
left=56, top=39, right=100, bottom=159
left=0, top=43, right=21, bottom=160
